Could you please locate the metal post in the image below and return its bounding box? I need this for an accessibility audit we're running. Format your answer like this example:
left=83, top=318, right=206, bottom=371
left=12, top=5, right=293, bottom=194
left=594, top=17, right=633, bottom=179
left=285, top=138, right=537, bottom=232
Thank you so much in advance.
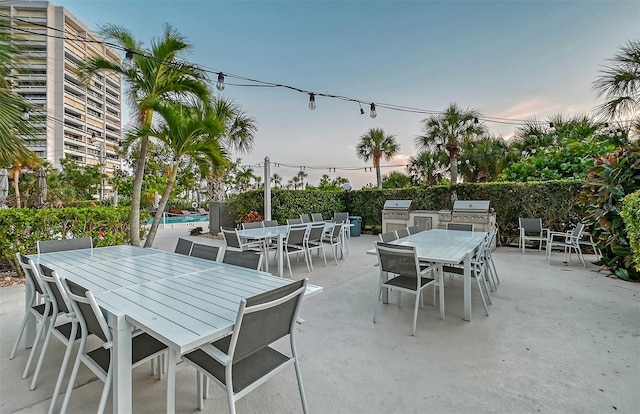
left=264, top=156, right=271, bottom=221
left=100, top=143, right=105, bottom=202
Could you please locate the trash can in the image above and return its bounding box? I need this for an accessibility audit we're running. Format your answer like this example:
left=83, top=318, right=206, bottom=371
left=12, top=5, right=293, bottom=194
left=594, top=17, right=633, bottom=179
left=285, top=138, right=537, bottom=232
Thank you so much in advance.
left=349, top=216, right=362, bottom=237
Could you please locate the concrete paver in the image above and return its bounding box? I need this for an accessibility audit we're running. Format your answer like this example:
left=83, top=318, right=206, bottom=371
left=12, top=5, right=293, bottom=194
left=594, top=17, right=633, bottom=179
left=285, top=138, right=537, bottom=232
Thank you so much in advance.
left=1, top=226, right=639, bottom=413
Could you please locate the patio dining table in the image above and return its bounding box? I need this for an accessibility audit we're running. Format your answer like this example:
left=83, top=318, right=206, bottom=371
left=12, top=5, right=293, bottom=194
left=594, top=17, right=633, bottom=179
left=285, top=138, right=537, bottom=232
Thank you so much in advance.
left=28, top=245, right=322, bottom=413
left=368, top=229, right=487, bottom=321
left=237, top=221, right=339, bottom=277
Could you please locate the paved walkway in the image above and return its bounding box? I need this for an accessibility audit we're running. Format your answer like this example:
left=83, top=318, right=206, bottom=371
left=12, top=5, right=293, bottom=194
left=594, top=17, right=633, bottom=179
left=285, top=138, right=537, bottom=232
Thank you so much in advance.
left=1, top=227, right=639, bottom=413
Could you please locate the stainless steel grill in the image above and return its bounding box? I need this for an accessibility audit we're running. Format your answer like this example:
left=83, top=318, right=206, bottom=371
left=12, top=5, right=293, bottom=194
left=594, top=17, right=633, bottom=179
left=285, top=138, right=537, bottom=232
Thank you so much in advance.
left=451, top=200, right=493, bottom=225
left=382, top=200, right=414, bottom=221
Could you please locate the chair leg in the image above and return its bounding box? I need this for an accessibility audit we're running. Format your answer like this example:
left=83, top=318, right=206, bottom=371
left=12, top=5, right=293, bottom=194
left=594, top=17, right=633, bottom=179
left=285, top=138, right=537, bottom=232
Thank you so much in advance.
left=9, top=308, right=31, bottom=360
left=22, top=308, right=50, bottom=379
left=475, top=276, right=490, bottom=316
left=437, top=267, right=445, bottom=320
left=47, top=323, right=78, bottom=412
left=411, top=291, right=420, bottom=336
left=30, top=314, right=57, bottom=390
left=96, top=366, right=112, bottom=414
left=373, top=282, right=384, bottom=323
left=196, top=371, right=204, bottom=410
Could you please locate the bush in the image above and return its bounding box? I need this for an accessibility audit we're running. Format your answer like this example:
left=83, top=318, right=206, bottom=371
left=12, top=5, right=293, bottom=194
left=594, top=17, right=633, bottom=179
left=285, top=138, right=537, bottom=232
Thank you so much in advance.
left=0, top=206, right=149, bottom=275
left=620, top=190, right=640, bottom=273
left=580, top=145, right=640, bottom=280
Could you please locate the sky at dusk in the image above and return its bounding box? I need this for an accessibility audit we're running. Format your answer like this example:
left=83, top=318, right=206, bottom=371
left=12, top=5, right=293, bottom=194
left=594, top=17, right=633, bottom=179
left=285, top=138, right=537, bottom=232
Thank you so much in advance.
left=50, top=0, right=639, bottom=188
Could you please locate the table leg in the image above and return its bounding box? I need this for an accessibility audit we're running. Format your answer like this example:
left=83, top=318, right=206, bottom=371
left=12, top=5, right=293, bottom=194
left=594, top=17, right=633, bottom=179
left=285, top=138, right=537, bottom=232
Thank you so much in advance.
left=277, top=233, right=284, bottom=277
left=166, top=348, right=177, bottom=414
left=463, top=252, right=472, bottom=322
left=111, top=314, right=133, bottom=413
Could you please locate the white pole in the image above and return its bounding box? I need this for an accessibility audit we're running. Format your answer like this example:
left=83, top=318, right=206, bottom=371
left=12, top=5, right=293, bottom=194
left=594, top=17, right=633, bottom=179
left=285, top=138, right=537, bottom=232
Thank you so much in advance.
left=264, top=156, right=271, bottom=221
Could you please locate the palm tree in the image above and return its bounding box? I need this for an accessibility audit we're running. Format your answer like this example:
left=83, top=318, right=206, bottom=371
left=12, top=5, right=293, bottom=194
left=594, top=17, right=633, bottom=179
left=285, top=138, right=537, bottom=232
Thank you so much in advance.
left=296, top=170, right=308, bottom=189
left=356, top=128, right=400, bottom=190
left=206, top=97, right=257, bottom=200
left=458, top=135, right=509, bottom=182
left=80, top=24, right=210, bottom=246
left=415, top=103, right=485, bottom=183
left=593, top=38, right=640, bottom=120
left=129, top=101, right=226, bottom=247
left=271, top=173, right=283, bottom=188
left=407, top=150, right=445, bottom=186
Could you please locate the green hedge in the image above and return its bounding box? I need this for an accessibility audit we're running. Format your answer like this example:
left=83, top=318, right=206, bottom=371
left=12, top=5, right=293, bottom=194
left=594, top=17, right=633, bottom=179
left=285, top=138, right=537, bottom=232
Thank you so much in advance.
left=0, top=206, right=149, bottom=274
left=226, top=180, right=587, bottom=244
left=621, top=190, right=640, bottom=272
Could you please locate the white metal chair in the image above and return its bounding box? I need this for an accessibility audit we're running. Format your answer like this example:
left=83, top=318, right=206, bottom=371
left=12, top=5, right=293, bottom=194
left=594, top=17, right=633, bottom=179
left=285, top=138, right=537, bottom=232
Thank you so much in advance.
left=221, top=249, right=263, bottom=270
left=287, top=218, right=303, bottom=225
left=379, top=231, right=398, bottom=243
left=300, top=213, right=312, bottom=223
left=182, top=279, right=309, bottom=414
left=305, top=222, right=328, bottom=270
left=311, top=213, right=324, bottom=222
left=373, top=242, right=444, bottom=336
left=396, top=227, right=410, bottom=239
left=323, top=222, right=345, bottom=265
left=446, top=223, right=474, bottom=232
left=190, top=243, right=220, bottom=261
left=37, top=237, right=93, bottom=254
left=284, top=225, right=311, bottom=277
left=546, top=223, right=587, bottom=267
left=407, top=226, right=421, bottom=235
left=518, top=218, right=549, bottom=253
left=241, top=221, right=264, bottom=229
left=57, top=277, right=168, bottom=414
left=174, top=237, right=194, bottom=255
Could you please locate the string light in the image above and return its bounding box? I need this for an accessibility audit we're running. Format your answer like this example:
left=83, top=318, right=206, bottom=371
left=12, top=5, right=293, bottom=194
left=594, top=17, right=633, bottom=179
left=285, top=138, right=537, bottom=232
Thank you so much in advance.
left=359, top=103, right=365, bottom=115
left=308, top=93, right=316, bottom=110
left=370, top=103, right=377, bottom=118
left=473, top=117, right=479, bottom=124
left=122, top=49, right=134, bottom=70
left=21, top=108, right=30, bottom=121
left=216, top=72, right=225, bottom=91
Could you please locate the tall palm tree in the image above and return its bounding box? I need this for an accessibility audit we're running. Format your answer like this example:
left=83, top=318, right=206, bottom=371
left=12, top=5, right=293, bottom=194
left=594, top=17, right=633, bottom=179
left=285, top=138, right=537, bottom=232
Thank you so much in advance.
left=593, top=38, right=640, bottom=120
left=128, top=101, right=226, bottom=247
left=458, top=135, right=509, bottom=182
left=415, top=103, right=485, bottom=183
left=80, top=24, right=210, bottom=245
left=356, top=128, right=399, bottom=190
left=296, top=170, right=308, bottom=189
left=271, top=173, right=283, bottom=188
left=206, top=97, right=256, bottom=201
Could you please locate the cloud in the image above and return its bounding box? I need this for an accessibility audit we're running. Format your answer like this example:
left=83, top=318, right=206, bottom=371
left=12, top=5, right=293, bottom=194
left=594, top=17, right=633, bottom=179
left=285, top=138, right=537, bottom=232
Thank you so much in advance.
left=493, top=97, right=549, bottom=120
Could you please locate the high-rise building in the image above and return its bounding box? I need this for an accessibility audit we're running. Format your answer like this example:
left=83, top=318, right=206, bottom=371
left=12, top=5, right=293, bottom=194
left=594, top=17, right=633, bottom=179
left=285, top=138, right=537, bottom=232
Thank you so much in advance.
left=1, top=1, right=122, bottom=197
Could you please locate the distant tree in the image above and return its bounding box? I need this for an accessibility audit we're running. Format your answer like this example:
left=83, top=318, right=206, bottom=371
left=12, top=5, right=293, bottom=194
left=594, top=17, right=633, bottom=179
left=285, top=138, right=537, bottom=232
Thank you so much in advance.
left=356, top=128, right=400, bottom=190
left=415, top=103, right=485, bottom=183
left=458, top=135, right=509, bottom=182
left=296, top=170, right=308, bottom=189
left=593, top=38, right=640, bottom=121
left=271, top=173, right=283, bottom=188
left=382, top=171, right=412, bottom=189
left=408, top=150, right=446, bottom=186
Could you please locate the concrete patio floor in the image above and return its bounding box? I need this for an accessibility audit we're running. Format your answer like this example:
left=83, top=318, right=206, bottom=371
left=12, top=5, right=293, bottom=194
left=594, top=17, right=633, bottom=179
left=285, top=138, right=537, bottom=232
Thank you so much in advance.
left=1, top=226, right=639, bottom=413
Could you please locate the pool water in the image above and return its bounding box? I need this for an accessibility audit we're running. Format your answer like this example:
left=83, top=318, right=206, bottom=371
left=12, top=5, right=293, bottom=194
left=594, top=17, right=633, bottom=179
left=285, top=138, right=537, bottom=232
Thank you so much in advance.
left=147, top=215, right=209, bottom=224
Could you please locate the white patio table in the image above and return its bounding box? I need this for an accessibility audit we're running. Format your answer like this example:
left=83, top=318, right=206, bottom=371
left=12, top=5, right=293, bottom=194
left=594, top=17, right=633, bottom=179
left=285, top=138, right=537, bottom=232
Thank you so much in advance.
left=237, top=221, right=338, bottom=277
left=28, top=245, right=321, bottom=413
left=368, top=229, right=487, bottom=322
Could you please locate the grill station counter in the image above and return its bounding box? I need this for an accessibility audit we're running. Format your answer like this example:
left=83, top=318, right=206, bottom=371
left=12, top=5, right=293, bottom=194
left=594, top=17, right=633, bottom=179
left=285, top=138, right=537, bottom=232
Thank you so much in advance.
left=382, top=199, right=496, bottom=247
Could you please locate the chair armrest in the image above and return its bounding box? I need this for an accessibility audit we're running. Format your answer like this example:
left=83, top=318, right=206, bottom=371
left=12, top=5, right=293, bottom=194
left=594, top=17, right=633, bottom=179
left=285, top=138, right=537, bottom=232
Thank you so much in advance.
left=200, top=343, right=232, bottom=366
left=419, top=262, right=442, bottom=276
left=547, top=231, right=569, bottom=242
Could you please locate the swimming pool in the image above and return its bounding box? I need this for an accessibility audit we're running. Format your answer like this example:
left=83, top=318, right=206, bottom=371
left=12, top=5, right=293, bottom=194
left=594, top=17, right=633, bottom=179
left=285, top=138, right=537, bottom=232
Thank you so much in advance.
left=147, top=215, right=209, bottom=225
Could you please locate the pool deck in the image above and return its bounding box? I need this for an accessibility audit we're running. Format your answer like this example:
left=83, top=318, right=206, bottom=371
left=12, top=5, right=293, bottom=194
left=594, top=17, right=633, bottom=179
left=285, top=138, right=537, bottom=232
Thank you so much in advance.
left=1, top=227, right=639, bottom=413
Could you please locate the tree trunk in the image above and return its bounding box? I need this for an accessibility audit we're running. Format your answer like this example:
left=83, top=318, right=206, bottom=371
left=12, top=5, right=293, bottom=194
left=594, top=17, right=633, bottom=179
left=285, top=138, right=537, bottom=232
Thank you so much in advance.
left=128, top=109, right=154, bottom=246
left=12, top=167, right=20, bottom=208
left=449, top=154, right=458, bottom=184
left=374, top=157, right=382, bottom=190
left=144, top=165, right=178, bottom=248
left=208, top=175, right=225, bottom=201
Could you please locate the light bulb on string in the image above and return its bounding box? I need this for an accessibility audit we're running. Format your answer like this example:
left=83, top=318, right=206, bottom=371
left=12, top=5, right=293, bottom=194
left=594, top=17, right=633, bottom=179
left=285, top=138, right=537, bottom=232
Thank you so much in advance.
left=308, top=93, right=316, bottom=110
left=359, top=103, right=365, bottom=115
left=216, top=72, right=225, bottom=91
left=21, top=108, right=30, bottom=121
left=122, top=49, right=134, bottom=70
left=370, top=103, right=377, bottom=118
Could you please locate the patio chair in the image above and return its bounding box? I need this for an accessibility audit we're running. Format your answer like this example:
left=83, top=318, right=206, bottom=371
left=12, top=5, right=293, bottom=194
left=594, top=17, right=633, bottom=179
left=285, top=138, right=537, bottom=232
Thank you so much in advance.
left=37, top=237, right=93, bottom=254
left=323, top=222, right=345, bottom=265
left=518, top=218, right=549, bottom=253
left=579, top=231, right=602, bottom=259
left=284, top=225, right=311, bottom=277
left=333, top=212, right=349, bottom=224
left=287, top=218, right=303, bottom=225
left=446, top=223, right=474, bottom=232
left=57, top=278, right=168, bottom=414
left=221, top=227, right=267, bottom=270
left=442, top=236, right=491, bottom=316
left=31, top=264, right=85, bottom=410
left=196, top=208, right=208, bottom=216
left=263, top=220, right=279, bottom=227
left=300, top=213, right=312, bottom=223
left=241, top=221, right=264, bottom=229
left=373, top=242, right=444, bottom=336
left=396, top=227, right=410, bottom=239
left=190, top=243, right=220, bottom=261
left=546, top=223, right=587, bottom=267
left=305, top=222, right=328, bottom=270
left=174, top=238, right=194, bottom=255
left=221, top=249, right=263, bottom=271
left=379, top=231, right=398, bottom=243
left=10, top=253, right=46, bottom=361
left=182, top=279, right=309, bottom=414
left=407, top=226, right=421, bottom=235
left=311, top=213, right=324, bottom=222
left=181, top=210, right=196, bottom=216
